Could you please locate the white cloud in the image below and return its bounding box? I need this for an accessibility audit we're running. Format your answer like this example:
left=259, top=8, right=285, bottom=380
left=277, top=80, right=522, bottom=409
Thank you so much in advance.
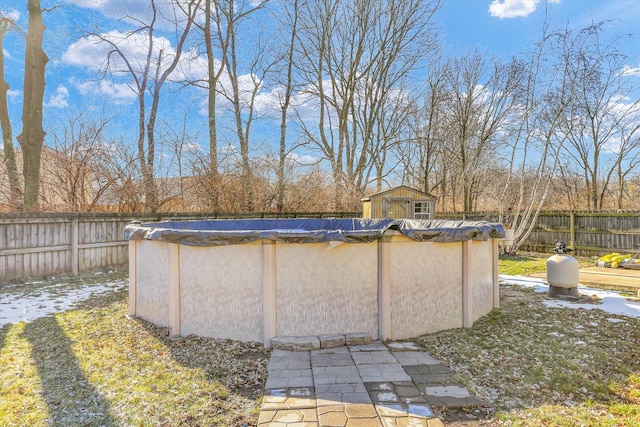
left=0, top=8, right=21, bottom=21
left=68, top=0, right=198, bottom=30
left=221, top=143, right=238, bottom=155
left=180, top=141, right=202, bottom=153
left=62, top=30, right=178, bottom=75
left=63, top=30, right=207, bottom=104
left=76, top=79, right=137, bottom=105
left=63, top=30, right=209, bottom=84
left=7, top=89, right=21, bottom=100
left=621, top=65, right=640, bottom=76
left=45, top=85, right=70, bottom=108
left=286, top=152, right=319, bottom=166
left=489, top=0, right=560, bottom=19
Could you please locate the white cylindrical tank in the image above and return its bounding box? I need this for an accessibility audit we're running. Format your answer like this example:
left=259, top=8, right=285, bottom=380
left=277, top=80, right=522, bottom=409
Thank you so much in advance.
left=546, top=253, right=579, bottom=289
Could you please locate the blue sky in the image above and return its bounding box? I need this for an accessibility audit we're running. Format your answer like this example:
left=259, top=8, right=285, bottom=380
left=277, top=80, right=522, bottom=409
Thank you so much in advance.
left=440, top=0, right=640, bottom=58
left=1, top=0, right=639, bottom=167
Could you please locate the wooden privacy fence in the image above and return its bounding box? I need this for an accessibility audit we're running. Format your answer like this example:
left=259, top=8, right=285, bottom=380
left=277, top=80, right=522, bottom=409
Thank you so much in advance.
left=526, top=212, right=640, bottom=256
left=0, top=212, right=361, bottom=281
left=438, top=211, right=640, bottom=257
left=0, top=216, right=130, bottom=281
left=2, top=211, right=639, bottom=280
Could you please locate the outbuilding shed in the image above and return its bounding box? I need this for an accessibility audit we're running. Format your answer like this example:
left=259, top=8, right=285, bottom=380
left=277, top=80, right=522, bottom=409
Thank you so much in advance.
left=361, top=185, right=437, bottom=220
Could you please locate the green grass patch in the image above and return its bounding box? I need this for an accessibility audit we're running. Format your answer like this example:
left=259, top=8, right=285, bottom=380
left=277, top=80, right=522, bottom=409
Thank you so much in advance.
left=0, top=276, right=268, bottom=427
left=499, top=251, right=594, bottom=275
left=417, top=286, right=640, bottom=426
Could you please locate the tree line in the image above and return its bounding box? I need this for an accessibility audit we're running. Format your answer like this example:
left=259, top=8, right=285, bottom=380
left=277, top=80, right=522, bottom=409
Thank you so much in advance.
left=1, top=0, right=639, bottom=233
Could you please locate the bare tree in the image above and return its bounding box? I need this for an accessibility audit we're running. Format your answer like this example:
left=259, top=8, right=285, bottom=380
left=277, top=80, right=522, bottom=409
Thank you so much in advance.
left=440, top=51, right=520, bottom=212
left=295, top=0, right=440, bottom=210
left=215, top=0, right=270, bottom=211
left=94, top=0, right=201, bottom=212
left=45, top=112, right=126, bottom=212
left=614, top=124, right=640, bottom=209
left=155, top=101, right=204, bottom=212
left=497, top=15, right=574, bottom=253
left=273, top=0, right=300, bottom=213
left=19, top=0, right=48, bottom=212
left=558, top=23, right=640, bottom=210
left=396, top=58, right=449, bottom=201
left=0, top=16, right=22, bottom=209
left=190, top=0, right=229, bottom=210
left=190, top=0, right=272, bottom=211
left=102, top=143, right=144, bottom=213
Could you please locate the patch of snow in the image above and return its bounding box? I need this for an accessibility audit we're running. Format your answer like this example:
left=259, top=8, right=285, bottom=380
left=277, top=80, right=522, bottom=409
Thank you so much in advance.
left=376, top=392, right=399, bottom=402
left=424, top=385, right=471, bottom=398
left=500, top=275, right=640, bottom=319
left=0, top=279, right=127, bottom=327
left=407, top=404, right=434, bottom=417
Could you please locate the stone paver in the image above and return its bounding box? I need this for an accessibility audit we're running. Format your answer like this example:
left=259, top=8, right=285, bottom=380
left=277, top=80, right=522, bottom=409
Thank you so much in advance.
left=345, top=332, right=371, bottom=346
left=319, top=334, right=346, bottom=349
left=391, top=351, right=440, bottom=366
left=272, top=336, right=321, bottom=351
left=260, top=339, right=486, bottom=426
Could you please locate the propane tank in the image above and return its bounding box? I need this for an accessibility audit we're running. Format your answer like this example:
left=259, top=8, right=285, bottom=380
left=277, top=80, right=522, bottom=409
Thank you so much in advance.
left=546, top=242, right=580, bottom=298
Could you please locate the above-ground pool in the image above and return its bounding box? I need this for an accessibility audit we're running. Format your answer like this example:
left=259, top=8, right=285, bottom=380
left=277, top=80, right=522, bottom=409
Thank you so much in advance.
left=125, top=218, right=504, bottom=347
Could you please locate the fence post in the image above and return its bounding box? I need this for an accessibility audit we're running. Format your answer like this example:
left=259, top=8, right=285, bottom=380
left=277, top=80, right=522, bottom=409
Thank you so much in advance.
left=569, top=212, right=575, bottom=249
left=71, top=217, right=79, bottom=275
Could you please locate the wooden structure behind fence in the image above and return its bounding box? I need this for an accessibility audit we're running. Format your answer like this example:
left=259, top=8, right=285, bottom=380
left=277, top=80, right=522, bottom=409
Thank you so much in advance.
left=0, top=212, right=361, bottom=281
left=437, top=211, right=640, bottom=256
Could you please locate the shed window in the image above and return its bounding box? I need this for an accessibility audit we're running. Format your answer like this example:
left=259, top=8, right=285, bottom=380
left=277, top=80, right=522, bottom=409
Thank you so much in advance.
left=413, top=201, right=431, bottom=220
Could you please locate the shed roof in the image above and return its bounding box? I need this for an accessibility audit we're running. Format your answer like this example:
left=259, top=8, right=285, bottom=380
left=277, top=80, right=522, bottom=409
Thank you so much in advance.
left=361, top=185, right=437, bottom=202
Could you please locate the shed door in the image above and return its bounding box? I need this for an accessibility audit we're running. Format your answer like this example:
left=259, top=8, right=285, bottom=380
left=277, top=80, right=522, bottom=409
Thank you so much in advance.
left=383, top=198, right=411, bottom=219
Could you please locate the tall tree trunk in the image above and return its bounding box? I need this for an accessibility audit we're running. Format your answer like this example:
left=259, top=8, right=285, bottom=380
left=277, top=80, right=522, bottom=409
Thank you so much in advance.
left=276, top=0, right=299, bottom=213
left=0, top=18, right=21, bottom=209
left=20, top=0, right=48, bottom=212
left=203, top=0, right=220, bottom=210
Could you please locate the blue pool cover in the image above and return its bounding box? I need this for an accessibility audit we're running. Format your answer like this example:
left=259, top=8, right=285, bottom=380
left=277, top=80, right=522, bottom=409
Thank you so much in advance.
left=124, top=218, right=505, bottom=246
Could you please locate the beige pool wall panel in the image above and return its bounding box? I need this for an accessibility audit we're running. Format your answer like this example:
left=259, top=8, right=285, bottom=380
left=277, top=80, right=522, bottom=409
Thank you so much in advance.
left=275, top=241, right=379, bottom=339
left=469, top=240, right=496, bottom=321
left=134, top=240, right=170, bottom=327
left=179, top=242, right=264, bottom=342
left=388, top=235, right=464, bottom=339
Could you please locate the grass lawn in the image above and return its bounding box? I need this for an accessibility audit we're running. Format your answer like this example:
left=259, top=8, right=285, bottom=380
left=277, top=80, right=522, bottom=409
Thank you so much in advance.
left=418, top=284, right=640, bottom=426
left=499, top=251, right=595, bottom=276
left=1, top=257, right=639, bottom=426
left=0, top=273, right=268, bottom=427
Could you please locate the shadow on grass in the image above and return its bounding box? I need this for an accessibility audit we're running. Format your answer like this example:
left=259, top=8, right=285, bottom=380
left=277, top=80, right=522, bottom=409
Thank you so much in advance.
left=131, top=316, right=270, bottom=399
left=23, top=316, right=117, bottom=427
left=0, top=323, right=7, bottom=355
